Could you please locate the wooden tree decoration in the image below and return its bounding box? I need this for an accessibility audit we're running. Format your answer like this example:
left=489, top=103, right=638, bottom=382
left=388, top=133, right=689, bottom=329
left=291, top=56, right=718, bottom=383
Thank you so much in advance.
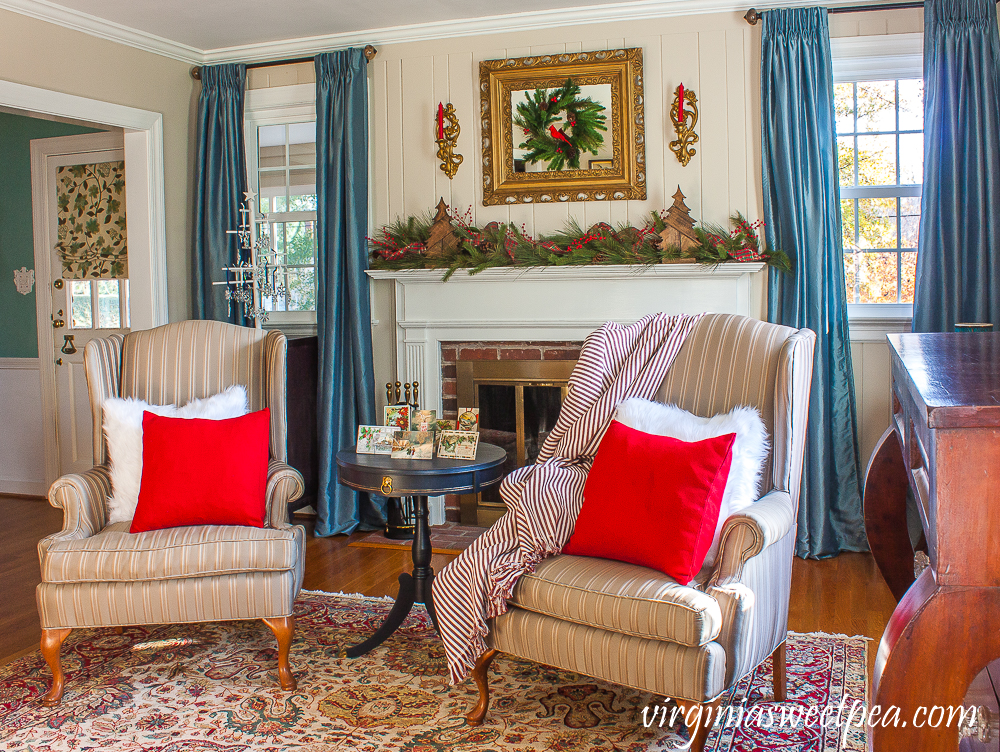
left=657, top=187, right=700, bottom=253
left=426, top=198, right=459, bottom=258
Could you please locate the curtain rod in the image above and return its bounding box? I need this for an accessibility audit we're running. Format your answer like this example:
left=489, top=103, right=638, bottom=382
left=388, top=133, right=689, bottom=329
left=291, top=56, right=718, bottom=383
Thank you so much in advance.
left=190, top=44, right=377, bottom=80
left=745, top=2, right=923, bottom=24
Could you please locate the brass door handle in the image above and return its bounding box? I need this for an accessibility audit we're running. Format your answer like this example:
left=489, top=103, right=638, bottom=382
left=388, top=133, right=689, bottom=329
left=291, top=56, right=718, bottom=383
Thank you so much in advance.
left=56, top=358, right=63, bottom=366
left=52, top=319, right=65, bottom=328
left=61, top=335, right=77, bottom=354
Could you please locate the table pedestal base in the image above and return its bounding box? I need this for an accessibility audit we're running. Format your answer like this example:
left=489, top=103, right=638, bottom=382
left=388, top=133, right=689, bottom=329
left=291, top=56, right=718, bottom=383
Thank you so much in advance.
left=341, top=495, right=439, bottom=658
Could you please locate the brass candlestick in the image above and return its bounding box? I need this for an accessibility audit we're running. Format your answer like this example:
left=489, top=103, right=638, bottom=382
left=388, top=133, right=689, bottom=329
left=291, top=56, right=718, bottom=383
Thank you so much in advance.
left=435, top=103, right=463, bottom=179
left=669, top=84, right=699, bottom=167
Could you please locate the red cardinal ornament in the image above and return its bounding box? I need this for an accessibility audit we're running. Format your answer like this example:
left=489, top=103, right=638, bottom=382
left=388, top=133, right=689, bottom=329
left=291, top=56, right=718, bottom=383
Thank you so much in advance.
left=549, top=125, right=572, bottom=145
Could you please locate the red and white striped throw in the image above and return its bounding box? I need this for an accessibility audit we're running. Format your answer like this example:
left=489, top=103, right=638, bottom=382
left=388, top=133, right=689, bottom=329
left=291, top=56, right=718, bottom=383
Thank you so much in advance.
left=433, top=312, right=702, bottom=683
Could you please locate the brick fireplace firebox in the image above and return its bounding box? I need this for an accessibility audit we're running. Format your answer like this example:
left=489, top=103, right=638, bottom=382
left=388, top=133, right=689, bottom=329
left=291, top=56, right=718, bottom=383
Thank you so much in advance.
left=439, top=341, right=581, bottom=522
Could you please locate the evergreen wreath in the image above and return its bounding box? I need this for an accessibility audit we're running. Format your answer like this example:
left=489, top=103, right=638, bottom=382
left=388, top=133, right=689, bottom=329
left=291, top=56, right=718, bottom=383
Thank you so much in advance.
left=513, top=79, right=608, bottom=171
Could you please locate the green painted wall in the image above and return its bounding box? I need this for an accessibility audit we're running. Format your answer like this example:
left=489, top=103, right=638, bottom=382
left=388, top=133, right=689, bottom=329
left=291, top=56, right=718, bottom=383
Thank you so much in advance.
left=0, top=112, right=99, bottom=358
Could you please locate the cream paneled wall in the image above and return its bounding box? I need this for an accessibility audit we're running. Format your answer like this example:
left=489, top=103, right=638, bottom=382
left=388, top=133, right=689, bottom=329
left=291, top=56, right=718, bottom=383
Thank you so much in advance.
left=368, top=14, right=762, bottom=237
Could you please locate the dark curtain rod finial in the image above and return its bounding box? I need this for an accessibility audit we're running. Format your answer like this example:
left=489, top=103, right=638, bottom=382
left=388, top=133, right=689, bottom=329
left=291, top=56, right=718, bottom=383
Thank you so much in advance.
left=744, top=7, right=762, bottom=25
left=190, top=44, right=378, bottom=80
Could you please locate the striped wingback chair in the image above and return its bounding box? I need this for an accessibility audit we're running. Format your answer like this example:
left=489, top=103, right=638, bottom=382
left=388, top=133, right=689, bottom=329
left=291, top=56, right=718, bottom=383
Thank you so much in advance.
left=467, top=313, right=816, bottom=752
left=36, top=320, right=306, bottom=705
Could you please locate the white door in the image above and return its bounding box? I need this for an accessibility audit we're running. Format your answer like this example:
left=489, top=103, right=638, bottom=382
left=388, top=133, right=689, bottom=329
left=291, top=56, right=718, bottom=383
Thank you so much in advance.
left=31, top=132, right=129, bottom=478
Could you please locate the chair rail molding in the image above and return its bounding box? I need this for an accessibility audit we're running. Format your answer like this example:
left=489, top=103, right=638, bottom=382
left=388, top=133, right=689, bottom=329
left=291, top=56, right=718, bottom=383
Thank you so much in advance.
left=368, top=263, right=766, bottom=414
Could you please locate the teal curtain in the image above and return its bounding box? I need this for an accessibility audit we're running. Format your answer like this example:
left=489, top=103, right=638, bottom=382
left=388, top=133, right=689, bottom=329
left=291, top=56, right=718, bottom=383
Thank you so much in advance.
left=913, top=0, right=1000, bottom=332
left=762, top=7, right=868, bottom=558
left=314, top=49, right=384, bottom=536
left=193, top=64, right=248, bottom=325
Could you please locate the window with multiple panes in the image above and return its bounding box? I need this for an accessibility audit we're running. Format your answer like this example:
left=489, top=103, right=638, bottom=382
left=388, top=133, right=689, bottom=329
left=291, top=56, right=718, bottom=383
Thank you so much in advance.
left=836, top=78, right=923, bottom=305
left=253, top=121, right=317, bottom=316
left=69, top=279, right=129, bottom=330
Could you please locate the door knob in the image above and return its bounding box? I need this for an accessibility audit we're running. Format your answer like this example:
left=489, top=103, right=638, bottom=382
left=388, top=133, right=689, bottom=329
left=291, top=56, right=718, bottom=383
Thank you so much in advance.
left=56, top=358, right=63, bottom=366
left=52, top=319, right=65, bottom=328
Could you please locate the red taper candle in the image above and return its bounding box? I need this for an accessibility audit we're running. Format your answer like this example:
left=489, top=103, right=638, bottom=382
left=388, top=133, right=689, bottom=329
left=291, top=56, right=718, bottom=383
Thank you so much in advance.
left=677, top=84, right=684, bottom=125
left=437, top=102, right=444, bottom=140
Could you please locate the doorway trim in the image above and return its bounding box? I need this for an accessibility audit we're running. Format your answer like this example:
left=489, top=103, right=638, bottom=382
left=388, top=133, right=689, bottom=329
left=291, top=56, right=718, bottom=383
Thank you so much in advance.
left=1, top=78, right=169, bottom=487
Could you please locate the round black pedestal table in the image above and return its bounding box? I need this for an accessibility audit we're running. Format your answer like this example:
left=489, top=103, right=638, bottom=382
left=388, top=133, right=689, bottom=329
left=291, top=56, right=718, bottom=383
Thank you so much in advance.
left=335, top=443, right=506, bottom=657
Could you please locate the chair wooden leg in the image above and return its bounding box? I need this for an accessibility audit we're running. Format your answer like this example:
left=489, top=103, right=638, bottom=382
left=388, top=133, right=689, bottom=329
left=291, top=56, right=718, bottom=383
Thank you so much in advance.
left=465, top=649, right=498, bottom=726
left=40, top=628, right=72, bottom=706
left=771, top=641, right=787, bottom=702
left=113, top=626, right=124, bottom=635
left=674, top=697, right=723, bottom=752
left=262, top=616, right=296, bottom=691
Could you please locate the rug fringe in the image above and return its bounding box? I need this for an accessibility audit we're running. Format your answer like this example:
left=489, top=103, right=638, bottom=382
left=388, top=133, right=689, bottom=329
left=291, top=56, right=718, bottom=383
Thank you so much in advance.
left=300, top=588, right=394, bottom=602
left=788, top=630, right=874, bottom=642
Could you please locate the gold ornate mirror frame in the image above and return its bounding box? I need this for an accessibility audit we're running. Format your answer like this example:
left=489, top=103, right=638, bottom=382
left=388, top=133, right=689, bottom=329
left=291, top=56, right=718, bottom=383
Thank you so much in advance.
left=480, top=48, right=646, bottom=206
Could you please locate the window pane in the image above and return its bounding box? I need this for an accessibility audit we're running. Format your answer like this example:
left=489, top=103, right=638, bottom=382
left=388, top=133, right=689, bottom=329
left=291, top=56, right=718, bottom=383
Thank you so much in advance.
left=900, top=251, right=917, bottom=303
left=288, top=141, right=315, bottom=167
left=258, top=145, right=286, bottom=169
left=835, top=83, right=855, bottom=133
left=288, top=167, right=317, bottom=211
left=858, top=252, right=899, bottom=303
left=844, top=251, right=858, bottom=303
left=898, top=79, right=924, bottom=131
left=97, top=279, right=120, bottom=329
left=287, top=121, right=316, bottom=147
left=857, top=134, right=896, bottom=185
left=283, top=221, right=316, bottom=264
left=123, top=279, right=130, bottom=329
left=841, top=198, right=857, bottom=250
left=837, top=136, right=855, bottom=187
left=899, top=133, right=923, bottom=184
left=900, top=196, right=921, bottom=248
left=285, top=267, right=316, bottom=311
left=260, top=170, right=286, bottom=212
left=70, top=280, right=92, bottom=329
left=856, top=81, right=896, bottom=132
left=858, top=197, right=898, bottom=249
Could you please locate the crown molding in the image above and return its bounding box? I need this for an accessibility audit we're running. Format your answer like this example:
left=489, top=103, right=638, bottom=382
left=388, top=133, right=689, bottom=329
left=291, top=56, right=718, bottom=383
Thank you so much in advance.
left=2, top=0, right=897, bottom=69
left=0, top=0, right=201, bottom=64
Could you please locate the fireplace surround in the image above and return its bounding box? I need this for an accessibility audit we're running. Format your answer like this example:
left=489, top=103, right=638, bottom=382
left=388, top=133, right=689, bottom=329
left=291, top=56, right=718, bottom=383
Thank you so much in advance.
left=367, top=262, right=766, bottom=522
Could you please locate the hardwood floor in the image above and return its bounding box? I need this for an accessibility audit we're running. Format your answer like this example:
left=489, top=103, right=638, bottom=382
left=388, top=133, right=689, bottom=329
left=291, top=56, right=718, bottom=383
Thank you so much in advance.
left=1, top=494, right=898, bottom=686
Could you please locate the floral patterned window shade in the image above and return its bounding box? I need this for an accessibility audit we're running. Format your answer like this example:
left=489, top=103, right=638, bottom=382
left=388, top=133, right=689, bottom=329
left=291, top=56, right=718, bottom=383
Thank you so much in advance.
left=56, top=161, right=127, bottom=279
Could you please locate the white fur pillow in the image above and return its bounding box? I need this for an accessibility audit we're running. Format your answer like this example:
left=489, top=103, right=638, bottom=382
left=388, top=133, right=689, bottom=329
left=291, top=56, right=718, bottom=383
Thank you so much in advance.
left=103, top=385, right=249, bottom=523
left=614, top=397, right=769, bottom=569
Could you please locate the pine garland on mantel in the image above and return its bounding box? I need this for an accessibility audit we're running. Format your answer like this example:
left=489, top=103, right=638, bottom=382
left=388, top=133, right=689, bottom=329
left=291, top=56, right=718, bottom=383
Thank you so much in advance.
left=368, top=195, right=792, bottom=281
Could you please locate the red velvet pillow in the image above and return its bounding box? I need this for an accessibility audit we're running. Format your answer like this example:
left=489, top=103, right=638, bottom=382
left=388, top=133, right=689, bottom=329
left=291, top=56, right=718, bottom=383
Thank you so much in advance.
left=129, top=409, right=271, bottom=534
left=562, top=419, right=735, bottom=583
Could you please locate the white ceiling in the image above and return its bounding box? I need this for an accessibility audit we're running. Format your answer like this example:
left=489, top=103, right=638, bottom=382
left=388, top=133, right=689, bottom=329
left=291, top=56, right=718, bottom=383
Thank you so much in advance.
left=34, top=0, right=690, bottom=51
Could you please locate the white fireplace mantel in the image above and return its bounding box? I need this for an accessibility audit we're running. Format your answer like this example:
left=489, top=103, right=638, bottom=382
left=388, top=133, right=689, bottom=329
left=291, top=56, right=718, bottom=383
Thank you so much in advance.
left=367, top=263, right=767, bottom=413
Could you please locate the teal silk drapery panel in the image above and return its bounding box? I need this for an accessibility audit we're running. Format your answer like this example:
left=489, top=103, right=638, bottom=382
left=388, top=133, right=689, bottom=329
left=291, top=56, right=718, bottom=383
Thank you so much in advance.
left=912, top=0, right=1000, bottom=332
left=762, top=7, right=867, bottom=558
left=192, top=64, right=248, bottom=325
left=314, top=49, right=383, bottom=536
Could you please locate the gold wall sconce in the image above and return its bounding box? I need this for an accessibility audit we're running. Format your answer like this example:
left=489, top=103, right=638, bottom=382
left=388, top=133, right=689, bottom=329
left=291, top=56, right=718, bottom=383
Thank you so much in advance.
left=669, top=83, right=699, bottom=167
left=435, top=102, right=463, bottom=179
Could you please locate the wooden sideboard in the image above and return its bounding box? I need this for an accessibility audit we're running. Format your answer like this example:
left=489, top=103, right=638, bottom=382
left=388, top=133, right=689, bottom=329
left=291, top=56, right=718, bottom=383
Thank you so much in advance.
left=864, top=333, right=1000, bottom=751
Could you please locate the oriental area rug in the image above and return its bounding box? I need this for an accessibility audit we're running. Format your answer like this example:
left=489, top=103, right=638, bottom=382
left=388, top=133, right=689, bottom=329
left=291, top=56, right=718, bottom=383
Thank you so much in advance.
left=0, top=591, right=868, bottom=751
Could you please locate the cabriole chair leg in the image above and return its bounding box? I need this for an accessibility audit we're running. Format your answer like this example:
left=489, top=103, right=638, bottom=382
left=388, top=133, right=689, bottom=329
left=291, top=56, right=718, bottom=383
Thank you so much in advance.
left=40, top=628, right=72, bottom=706
left=465, top=649, right=498, bottom=726
left=771, top=641, right=787, bottom=702
left=262, top=616, right=297, bottom=691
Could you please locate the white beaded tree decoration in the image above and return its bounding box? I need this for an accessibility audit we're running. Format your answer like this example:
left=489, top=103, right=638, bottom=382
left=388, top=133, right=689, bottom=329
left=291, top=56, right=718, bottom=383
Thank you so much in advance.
left=213, top=191, right=287, bottom=326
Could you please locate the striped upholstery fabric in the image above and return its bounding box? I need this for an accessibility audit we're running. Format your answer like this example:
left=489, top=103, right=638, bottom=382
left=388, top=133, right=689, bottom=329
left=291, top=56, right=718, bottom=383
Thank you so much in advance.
left=39, top=522, right=303, bottom=583
left=510, top=555, right=722, bottom=647
left=39, top=320, right=305, bottom=632
left=489, top=608, right=727, bottom=702
left=37, top=571, right=300, bottom=629
left=487, top=313, right=815, bottom=704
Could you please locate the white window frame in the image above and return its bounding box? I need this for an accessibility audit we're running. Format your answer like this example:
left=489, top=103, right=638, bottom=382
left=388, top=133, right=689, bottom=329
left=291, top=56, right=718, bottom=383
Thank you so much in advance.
left=244, top=83, right=318, bottom=336
left=831, top=33, right=922, bottom=328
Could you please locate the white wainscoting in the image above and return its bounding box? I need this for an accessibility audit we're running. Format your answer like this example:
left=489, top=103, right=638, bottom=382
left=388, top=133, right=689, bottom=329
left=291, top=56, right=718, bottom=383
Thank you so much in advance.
left=0, top=357, right=47, bottom=496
